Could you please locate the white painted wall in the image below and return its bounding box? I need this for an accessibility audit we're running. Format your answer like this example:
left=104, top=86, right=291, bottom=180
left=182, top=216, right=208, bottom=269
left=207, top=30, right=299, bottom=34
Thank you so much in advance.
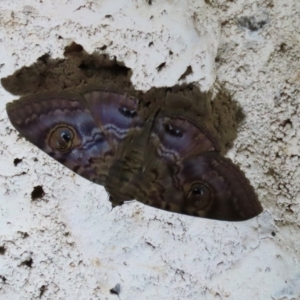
left=0, top=1, right=299, bottom=299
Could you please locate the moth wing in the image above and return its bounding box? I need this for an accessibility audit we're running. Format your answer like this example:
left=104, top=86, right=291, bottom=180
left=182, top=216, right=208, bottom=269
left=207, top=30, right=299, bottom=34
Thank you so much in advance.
left=132, top=112, right=262, bottom=221
left=82, top=89, right=145, bottom=149
left=6, top=89, right=145, bottom=186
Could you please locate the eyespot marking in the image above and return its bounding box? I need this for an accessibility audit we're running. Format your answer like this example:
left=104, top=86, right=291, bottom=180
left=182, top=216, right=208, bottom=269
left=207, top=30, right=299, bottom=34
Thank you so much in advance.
left=118, top=106, right=137, bottom=118
left=164, top=123, right=183, bottom=137
left=48, top=125, right=76, bottom=153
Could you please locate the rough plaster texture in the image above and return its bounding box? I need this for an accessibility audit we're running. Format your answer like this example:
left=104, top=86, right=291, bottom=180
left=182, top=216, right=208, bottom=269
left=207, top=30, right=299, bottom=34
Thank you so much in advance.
left=0, top=0, right=299, bottom=299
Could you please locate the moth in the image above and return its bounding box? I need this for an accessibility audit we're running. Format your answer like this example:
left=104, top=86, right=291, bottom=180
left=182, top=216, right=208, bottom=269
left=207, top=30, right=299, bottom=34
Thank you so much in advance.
left=6, top=87, right=263, bottom=221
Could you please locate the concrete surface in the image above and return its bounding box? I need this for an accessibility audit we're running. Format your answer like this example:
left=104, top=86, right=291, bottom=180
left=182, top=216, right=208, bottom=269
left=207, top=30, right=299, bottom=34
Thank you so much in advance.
left=0, top=1, right=299, bottom=299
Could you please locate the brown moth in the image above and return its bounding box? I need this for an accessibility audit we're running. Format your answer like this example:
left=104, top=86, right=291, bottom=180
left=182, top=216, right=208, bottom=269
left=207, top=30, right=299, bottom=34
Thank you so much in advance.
left=6, top=88, right=263, bottom=221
